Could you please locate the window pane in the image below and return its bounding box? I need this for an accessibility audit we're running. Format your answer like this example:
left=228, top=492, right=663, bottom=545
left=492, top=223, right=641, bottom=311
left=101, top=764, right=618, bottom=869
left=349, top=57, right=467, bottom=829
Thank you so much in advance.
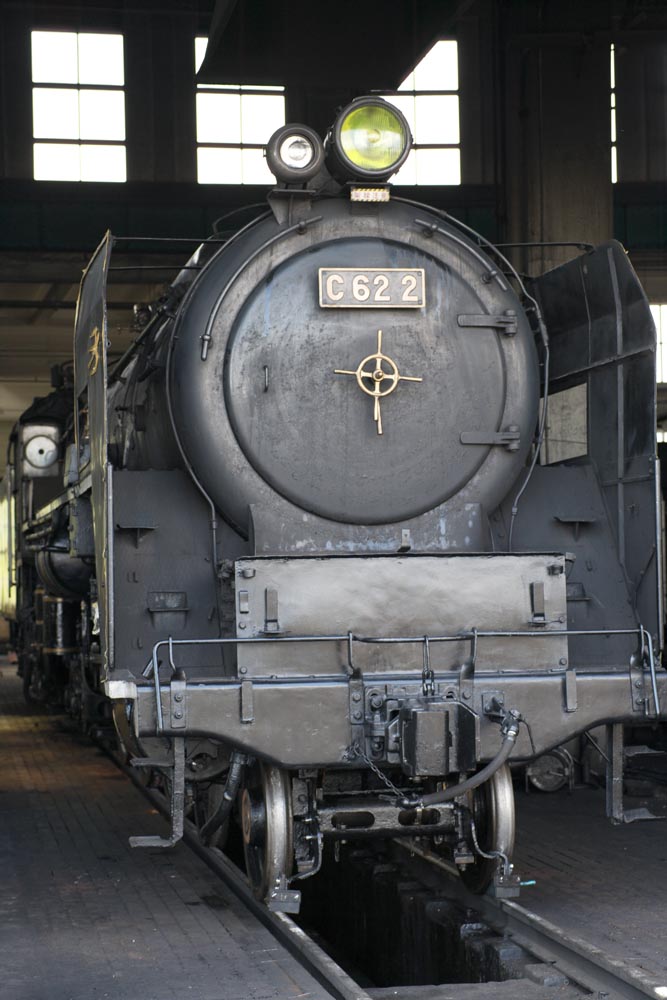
left=385, top=41, right=460, bottom=186
left=195, top=36, right=207, bottom=74
left=195, top=35, right=243, bottom=90
left=540, top=383, right=588, bottom=464
left=384, top=94, right=416, bottom=135
left=241, top=147, right=274, bottom=184
left=195, top=34, right=283, bottom=90
left=610, top=108, right=616, bottom=143
left=653, top=304, right=667, bottom=383
left=415, top=95, right=459, bottom=145
left=79, top=90, right=126, bottom=140
left=240, top=93, right=285, bottom=143
left=33, top=142, right=80, bottom=181
left=415, top=147, right=461, bottom=185
left=414, top=40, right=459, bottom=91
left=196, top=92, right=241, bottom=143
left=78, top=33, right=124, bottom=85
left=611, top=145, right=617, bottom=184
left=392, top=148, right=417, bottom=185
left=80, top=144, right=126, bottom=182
left=399, top=39, right=458, bottom=91
left=31, top=31, right=77, bottom=84
left=198, top=146, right=242, bottom=184
left=33, top=88, right=79, bottom=139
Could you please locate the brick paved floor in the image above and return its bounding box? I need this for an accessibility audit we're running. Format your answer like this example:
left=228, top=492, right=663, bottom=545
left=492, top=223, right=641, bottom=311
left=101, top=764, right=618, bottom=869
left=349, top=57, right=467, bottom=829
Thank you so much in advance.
left=514, top=781, right=667, bottom=982
left=0, top=659, right=329, bottom=1000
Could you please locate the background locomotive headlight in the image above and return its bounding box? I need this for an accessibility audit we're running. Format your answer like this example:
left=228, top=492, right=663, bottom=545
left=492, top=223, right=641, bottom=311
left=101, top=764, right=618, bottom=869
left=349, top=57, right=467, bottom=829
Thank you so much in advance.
left=329, top=98, right=412, bottom=181
left=266, top=124, right=324, bottom=183
left=24, top=434, right=58, bottom=470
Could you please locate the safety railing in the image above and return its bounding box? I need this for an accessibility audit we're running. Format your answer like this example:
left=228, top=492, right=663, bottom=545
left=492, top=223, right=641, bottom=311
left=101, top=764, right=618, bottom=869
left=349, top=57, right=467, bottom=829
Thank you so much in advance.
left=140, top=624, right=661, bottom=734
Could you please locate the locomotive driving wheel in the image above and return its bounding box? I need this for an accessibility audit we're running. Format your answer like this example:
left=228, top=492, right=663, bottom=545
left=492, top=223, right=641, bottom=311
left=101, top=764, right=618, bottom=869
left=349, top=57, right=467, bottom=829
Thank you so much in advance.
left=241, top=763, right=293, bottom=902
left=459, top=764, right=515, bottom=893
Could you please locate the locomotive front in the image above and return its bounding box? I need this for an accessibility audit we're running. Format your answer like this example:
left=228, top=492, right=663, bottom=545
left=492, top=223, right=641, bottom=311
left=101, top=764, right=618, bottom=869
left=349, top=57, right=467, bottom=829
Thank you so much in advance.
left=125, top=98, right=547, bottom=905
left=72, top=97, right=663, bottom=911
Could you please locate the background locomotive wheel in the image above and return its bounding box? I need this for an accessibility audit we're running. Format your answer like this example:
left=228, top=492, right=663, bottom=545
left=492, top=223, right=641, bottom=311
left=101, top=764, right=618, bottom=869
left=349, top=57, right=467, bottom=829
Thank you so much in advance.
left=21, top=656, right=36, bottom=704
left=22, top=654, right=50, bottom=705
left=241, top=763, right=293, bottom=901
left=459, top=764, right=515, bottom=893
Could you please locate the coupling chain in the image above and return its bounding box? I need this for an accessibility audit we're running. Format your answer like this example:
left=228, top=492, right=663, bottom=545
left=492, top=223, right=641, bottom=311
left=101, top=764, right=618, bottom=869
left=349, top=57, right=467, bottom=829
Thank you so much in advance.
left=349, top=742, right=404, bottom=801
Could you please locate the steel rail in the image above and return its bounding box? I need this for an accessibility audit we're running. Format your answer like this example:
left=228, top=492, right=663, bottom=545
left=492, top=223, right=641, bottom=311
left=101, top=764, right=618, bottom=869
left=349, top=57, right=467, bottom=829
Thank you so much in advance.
left=395, top=840, right=665, bottom=1000
left=107, top=740, right=660, bottom=1000
left=114, top=754, right=373, bottom=1000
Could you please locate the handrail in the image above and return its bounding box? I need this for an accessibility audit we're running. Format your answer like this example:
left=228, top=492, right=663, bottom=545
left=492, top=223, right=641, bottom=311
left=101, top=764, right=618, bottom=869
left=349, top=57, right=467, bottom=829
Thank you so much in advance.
left=141, top=625, right=660, bottom=734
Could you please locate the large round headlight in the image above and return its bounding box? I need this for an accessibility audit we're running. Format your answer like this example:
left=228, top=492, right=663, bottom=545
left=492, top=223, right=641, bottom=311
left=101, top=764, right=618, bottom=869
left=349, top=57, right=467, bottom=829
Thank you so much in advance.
left=328, top=98, right=412, bottom=181
left=266, top=124, right=324, bottom=183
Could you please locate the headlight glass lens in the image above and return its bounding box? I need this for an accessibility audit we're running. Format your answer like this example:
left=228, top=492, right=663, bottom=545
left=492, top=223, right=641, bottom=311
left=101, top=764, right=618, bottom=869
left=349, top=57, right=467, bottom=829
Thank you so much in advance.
left=279, top=134, right=315, bottom=170
left=338, top=104, right=408, bottom=173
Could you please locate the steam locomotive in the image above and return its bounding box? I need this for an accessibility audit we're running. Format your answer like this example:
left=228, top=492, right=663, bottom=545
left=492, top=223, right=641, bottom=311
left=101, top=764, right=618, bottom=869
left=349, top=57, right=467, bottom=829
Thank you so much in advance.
left=1, top=97, right=664, bottom=911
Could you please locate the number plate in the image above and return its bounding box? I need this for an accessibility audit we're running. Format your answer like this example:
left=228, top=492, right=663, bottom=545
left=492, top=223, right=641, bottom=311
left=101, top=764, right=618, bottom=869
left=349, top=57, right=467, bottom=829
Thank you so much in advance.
left=318, top=268, right=425, bottom=309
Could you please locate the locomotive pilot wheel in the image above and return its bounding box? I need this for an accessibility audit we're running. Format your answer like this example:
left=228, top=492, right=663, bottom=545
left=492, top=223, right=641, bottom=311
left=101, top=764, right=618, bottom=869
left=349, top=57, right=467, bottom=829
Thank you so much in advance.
left=459, top=764, right=515, bottom=893
left=241, top=763, right=293, bottom=902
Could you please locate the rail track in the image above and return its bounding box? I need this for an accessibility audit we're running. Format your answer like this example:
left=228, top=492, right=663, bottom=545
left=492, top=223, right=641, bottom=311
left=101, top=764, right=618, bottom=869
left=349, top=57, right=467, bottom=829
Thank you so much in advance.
left=394, top=839, right=664, bottom=1000
left=113, top=747, right=663, bottom=1000
left=116, top=757, right=374, bottom=1000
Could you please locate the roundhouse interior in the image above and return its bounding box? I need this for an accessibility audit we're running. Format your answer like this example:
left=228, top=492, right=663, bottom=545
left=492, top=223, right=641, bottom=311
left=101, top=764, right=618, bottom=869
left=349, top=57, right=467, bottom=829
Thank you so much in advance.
left=1, top=0, right=667, bottom=996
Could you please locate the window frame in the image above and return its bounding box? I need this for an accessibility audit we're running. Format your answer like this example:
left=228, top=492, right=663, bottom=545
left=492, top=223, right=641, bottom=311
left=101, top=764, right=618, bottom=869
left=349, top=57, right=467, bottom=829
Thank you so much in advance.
left=380, top=39, right=462, bottom=187
left=610, top=43, right=617, bottom=185
left=31, top=29, right=127, bottom=183
left=194, top=36, right=285, bottom=185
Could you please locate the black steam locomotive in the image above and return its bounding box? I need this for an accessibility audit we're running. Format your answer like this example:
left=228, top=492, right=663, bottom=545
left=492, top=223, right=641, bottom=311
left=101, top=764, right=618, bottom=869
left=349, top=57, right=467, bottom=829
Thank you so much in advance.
left=1, top=97, right=664, bottom=911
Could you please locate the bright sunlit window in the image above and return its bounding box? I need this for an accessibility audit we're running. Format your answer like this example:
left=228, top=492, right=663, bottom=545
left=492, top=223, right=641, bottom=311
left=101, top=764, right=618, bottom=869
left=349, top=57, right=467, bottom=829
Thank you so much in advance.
left=610, top=44, right=617, bottom=184
left=654, top=303, right=667, bottom=443
left=653, top=304, right=667, bottom=382
left=31, top=31, right=126, bottom=182
left=195, top=37, right=285, bottom=184
left=382, top=40, right=460, bottom=185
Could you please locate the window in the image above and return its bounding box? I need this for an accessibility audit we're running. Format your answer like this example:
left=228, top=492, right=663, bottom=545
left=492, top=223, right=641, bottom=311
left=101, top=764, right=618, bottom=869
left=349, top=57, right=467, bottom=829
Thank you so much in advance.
left=652, top=304, right=666, bottom=442
left=382, top=40, right=460, bottom=186
left=610, top=44, right=617, bottom=184
left=540, top=384, right=588, bottom=465
left=31, top=31, right=126, bottom=182
left=195, top=37, right=285, bottom=184
left=652, top=304, right=667, bottom=382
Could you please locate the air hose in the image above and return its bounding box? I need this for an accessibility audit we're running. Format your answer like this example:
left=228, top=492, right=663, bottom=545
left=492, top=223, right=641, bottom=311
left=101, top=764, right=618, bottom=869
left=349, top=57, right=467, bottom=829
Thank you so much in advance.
left=401, top=715, right=521, bottom=809
left=200, top=751, right=247, bottom=844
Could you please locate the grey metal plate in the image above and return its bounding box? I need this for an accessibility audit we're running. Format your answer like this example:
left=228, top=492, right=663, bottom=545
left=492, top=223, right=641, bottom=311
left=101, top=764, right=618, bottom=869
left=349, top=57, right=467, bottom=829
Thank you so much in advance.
left=111, top=469, right=223, bottom=679
left=235, top=554, right=567, bottom=677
